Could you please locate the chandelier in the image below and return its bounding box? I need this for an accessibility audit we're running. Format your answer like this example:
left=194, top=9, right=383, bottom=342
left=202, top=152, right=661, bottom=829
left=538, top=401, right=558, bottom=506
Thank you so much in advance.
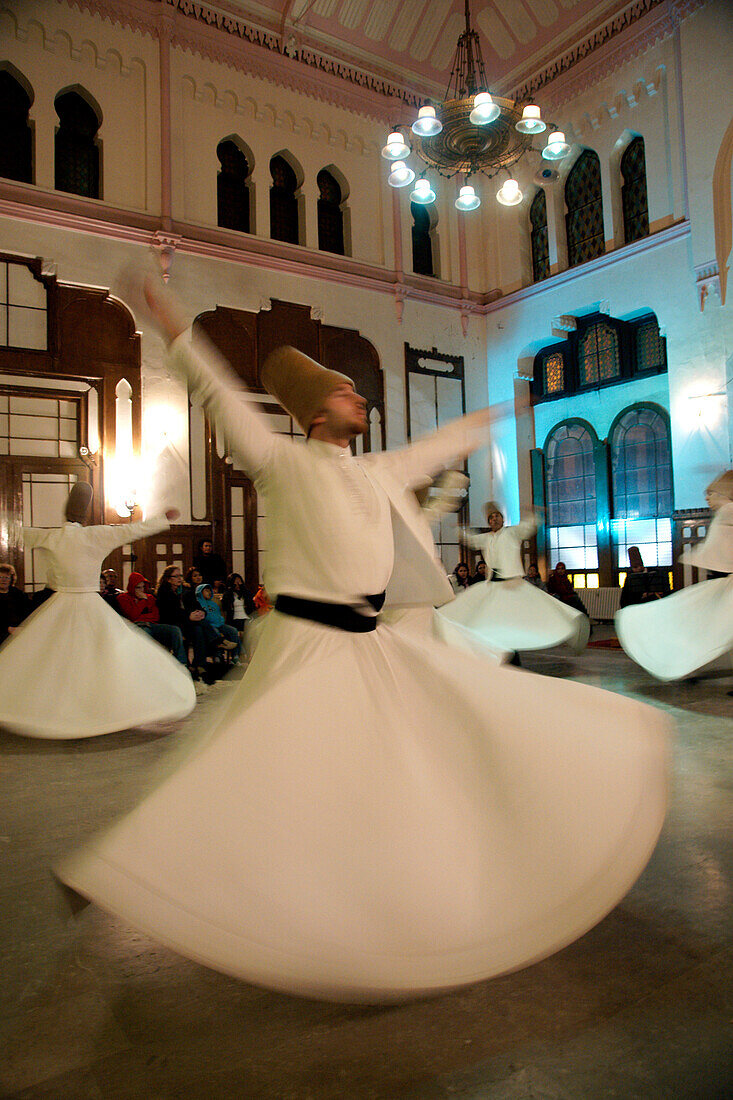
left=382, top=0, right=571, bottom=211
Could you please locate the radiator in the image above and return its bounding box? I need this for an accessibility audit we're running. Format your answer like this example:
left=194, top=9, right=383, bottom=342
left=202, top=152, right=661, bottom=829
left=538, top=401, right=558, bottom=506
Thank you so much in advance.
left=579, top=587, right=621, bottom=622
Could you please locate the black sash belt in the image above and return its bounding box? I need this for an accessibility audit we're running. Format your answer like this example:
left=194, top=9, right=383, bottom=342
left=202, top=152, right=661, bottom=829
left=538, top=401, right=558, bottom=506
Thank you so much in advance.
left=275, top=592, right=386, bottom=633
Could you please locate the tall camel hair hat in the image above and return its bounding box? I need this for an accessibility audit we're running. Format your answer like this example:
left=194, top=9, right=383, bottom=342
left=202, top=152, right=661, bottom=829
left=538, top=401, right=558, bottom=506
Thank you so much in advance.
left=484, top=500, right=504, bottom=519
left=707, top=470, right=733, bottom=501
left=65, top=481, right=93, bottom=524
left=261, top=345, right=354, bottom=434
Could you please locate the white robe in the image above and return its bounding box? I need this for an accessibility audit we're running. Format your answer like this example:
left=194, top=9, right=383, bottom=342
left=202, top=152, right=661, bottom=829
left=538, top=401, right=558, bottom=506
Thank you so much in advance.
left=616, top=503, right=733, bottom=680
left=436, top=520, right=589, bottom=656
left=0, top=519, right=195, bottom=738
left=58, top=330, right=668, bottom=1003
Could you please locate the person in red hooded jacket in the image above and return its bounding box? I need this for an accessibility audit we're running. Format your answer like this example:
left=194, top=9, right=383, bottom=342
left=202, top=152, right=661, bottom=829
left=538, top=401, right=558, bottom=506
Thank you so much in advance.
left=117, top=572, right=188, bottom=666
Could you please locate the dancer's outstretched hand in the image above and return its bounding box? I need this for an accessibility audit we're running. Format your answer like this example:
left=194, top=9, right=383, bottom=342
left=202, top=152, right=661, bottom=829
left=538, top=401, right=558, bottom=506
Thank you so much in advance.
left=113, top=256, right=188, bottom=344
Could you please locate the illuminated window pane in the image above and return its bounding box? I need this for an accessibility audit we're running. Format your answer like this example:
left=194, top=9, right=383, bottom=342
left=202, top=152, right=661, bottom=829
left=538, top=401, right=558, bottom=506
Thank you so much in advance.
left=579, top=322, right=619, bottom=386
left=636, top=320, right=664, bottom=372
left=611, top=407, right=672, bottom=520
left=544, top=352, right=564, bottom=394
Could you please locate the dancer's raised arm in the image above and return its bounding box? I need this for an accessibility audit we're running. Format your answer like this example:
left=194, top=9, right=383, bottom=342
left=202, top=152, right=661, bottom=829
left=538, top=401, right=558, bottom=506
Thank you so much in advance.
left=376, top=405, right=492, bottom=490
left=141, top=271, right=276, bottom=481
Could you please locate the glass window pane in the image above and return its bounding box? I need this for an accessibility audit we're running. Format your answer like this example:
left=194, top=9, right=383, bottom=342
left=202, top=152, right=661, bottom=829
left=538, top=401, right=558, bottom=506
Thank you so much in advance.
left=8, top=305, right=47, bottom=350
left=8, top=264, right=46, bottom=308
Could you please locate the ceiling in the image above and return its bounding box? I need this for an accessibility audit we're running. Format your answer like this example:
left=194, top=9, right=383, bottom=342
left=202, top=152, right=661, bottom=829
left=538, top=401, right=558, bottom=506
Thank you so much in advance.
left=216, top=0, right=638, bottom=96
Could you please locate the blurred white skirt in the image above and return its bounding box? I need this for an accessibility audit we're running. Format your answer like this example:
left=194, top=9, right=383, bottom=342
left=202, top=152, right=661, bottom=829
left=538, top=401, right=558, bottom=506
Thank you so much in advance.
left=435, top=578, right=589, bottom=658
left=616, top=575, right=733, bottom=680
left=0, top=592, right=195, bottom=738
left=58, top=608, right=667, bottom=1002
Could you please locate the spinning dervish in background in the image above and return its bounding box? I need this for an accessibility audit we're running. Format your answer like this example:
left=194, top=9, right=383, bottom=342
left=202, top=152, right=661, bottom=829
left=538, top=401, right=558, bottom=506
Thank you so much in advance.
left=616, top=470, right=733, bottom=681
left=0, top=483, right=195, bottom=738
left=435, top=501, right=589, bottom=660
left=58, top=267, right=668, bottom=1003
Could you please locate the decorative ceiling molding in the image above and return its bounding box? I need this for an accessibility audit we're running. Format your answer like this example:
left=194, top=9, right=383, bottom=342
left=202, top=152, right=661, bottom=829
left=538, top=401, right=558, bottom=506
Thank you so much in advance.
left=60, top=0, right=707, bottom=123
left=509, top=0, right=709, bottom=108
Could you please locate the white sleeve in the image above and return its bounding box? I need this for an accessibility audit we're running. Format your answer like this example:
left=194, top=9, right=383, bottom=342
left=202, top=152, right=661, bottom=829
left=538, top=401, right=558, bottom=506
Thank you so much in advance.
left=169, top=329, right=277, bottom=481
left=20, top=527, right=46, bottom=550
left=95, top=515, right=171, bottom=554
left=513, top=515, right=539, bottom=540
left=376, top=417, right=487, bottom=491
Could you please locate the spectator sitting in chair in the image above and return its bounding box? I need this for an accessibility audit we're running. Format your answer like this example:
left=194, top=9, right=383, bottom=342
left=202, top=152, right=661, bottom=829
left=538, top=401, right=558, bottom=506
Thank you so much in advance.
left=222, top=572, right=255, bottom=635
left=117, top=571, right=189, bottom=668
left=0, top=564, right=30, bottom=645
left=619, top=546, right=671, bottom=609
left=525, top=562, right=547, bottom=591
left=469, top=560, right=488, bottom=585
left=450, top=562, right=471, bottom=593
left=156, top=565, right=220, bottom=684
left=196, top=582, right=241, bottom=661
left=547, top=561, right=588, bottom=616
left=100, top=568, right=123, bottom=613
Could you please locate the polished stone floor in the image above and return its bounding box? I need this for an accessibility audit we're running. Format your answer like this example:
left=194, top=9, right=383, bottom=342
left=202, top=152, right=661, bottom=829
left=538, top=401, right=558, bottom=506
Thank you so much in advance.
left=1, top=641, right=732, bottom=1100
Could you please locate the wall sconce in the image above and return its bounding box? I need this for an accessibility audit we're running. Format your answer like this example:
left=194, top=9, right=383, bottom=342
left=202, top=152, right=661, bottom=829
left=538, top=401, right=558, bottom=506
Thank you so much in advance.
left=79, top=444, right=98, bottom=470
left=687, top=390, right=726, bottom=429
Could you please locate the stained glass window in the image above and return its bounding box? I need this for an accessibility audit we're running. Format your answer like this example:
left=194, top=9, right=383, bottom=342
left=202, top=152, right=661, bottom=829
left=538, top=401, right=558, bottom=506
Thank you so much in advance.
left=543, top=352, right=564, bottom=394
left=579, top=322, right=620, bottom=385
left=545, top=422, right=598, bottom=569
left=411, top=201, right=434, bottom=277
left=317, top=169, right=345, bottom=255
left=635, top=318, right=665, bottom=372
left=0, top=69, right=33, bottom=184
left=565, top=150, right=604, bottom=267
left=530, top=189, right=550, bottom=282
left=54, top=90, right=100, bottom=199
left=611, top=406, right=673, bottom=567
left=270, top=155, right=300, bottom=244
left=621, top=136, right=649, bottom=245
left=217, top=140, right=250, bottom=234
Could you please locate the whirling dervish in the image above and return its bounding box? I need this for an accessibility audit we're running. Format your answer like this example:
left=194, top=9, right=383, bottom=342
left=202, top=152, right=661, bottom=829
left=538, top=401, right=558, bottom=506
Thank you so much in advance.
left=616, top=470, right=733, bottom=681
left=0, top=482, right=195, bottom=739
left=435, top=501, right=589, bottom=659
left=58, top=267, right=667, bottom=1004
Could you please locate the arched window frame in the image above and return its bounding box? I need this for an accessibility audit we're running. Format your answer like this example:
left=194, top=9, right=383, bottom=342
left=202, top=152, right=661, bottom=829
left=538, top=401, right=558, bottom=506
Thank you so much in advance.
left=565, top=148, right=605, bottom=267
left=0, top=64, right=34, bottom=185
left=317, top=166, right=348, bottom=256
left=410, top=199, right=437, bottom=277
left=609, top=402, right=673, bottom=573
left=542, top=417, right=600, bottom=575
left=54, top=86, right=102, bottom=199
left=529, top=188, right=550, bottom=283
left=269, top=152, right=303, bottom=246
left=620, top=135, right=649, bottom=245
left=216, top=136, right=253, bottom=234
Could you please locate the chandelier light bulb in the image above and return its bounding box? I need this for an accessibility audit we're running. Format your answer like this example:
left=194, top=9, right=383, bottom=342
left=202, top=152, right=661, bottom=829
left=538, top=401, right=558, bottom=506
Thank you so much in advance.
left=410, top=177, right=436, bottom=204
left=497, top=178, right=522, bottom=206
left=542, top=130, right=571, bottom=160
left=469, top=92, right=500, bottom=126
left=388, top=160, right=415, bottom=188
left=412, top=106, right=443, bottom=137
left=515, top=105, right=546, bottom=134
left=455, top=184, right=481, bottom=211
left=381, top=130, right=411, bottom=161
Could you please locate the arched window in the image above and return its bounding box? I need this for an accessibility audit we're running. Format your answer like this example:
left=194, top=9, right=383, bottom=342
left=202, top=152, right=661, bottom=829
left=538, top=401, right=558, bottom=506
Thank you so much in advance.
left=543, top=350, right=565, bottom=395
left=565, top=149, right=604, bottom=267
left=545, top=421, right=598, bottom=570
left=530, top=189, right=549, bottom=282
left=54, top=89, right=101, bottom=198
left=634, top=315, right=665, bottom=372
left=269, top=155, right=300, bottom=245
left=317, top=169, right=345, bottom=255
left=611, top=405, right=673, bottom=569
left=217, top=139, right=251, bottom=233
left=621, top=136, right=649, bottom=245
left=411, top=201, right=434, bottom=277
left=578, top=320, right=620, bottom=385
left=0, top=69, right=33, bottom=184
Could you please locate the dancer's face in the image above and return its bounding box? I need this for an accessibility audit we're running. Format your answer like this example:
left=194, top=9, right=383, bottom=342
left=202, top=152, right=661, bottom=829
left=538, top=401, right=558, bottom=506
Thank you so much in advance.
left=706, top=487, right=729, bottom=512
left=487, top=510, right=504, bottom=531
left=314, top=384, right=368, bottom=439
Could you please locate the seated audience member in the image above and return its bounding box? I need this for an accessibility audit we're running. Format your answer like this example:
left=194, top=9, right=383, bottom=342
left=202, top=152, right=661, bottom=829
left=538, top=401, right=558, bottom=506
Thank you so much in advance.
left=222, top=572, right=255, bottom=634
left=193, top=538, right=228, bottom=590
left=156, top=565, right=219, bottom=680
left=100, top=568, right=123, bottom=613
left=525, top=563, right=547, bottom=591
left=619, top=546, right=671, bottom=609
left=117, top=571, right=189, bottom=667
left=547, top=561, right=588, bottom=615
left=470, top=560, right=488, bottom=585
left=0, top=565, right=30, bottom=644
left=196, top=583, right=241, bottom=659
left=450, top=562, right=471, bottom=593
left=253, top=583, right=271, bottom=615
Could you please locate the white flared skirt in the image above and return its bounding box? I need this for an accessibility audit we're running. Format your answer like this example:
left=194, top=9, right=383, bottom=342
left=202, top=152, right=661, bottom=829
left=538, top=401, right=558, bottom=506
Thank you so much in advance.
left=435, top=578, right=589, bottom=657
left=0, top=592, right=196, bottom=738
left=58, top=607, right=668, bottom=1002
left=615, top=575, right=733, bottom=681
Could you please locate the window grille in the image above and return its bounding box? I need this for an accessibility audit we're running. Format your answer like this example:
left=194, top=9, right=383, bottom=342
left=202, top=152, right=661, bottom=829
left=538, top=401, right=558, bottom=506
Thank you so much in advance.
left=543, top=352, right=564, bottom=394
left=579, top=322, right=620, bottom=385
left=530, top=189, right=549, bottom=282
left=565, top=150, right=604, bottom=266
left=317, top=169, right=345, bottom=255
left=621, top=136, right=649, bottom=244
